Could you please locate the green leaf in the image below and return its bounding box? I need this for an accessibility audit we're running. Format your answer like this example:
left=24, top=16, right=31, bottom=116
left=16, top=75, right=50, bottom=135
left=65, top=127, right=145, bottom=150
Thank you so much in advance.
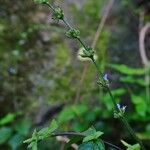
left=109, top=64, right=145, bottom=75
left=82, top=127, right=97, bottom=136
left=58, top=105, right=88, bottom=123
left=79, top=141, right=94, bottom=150
left=8, top=134, right=24, bottom=150
left=120, top=76, right=148, bottom=86
left=28, top=141, right=37, bottom=150
left=83, top=131, right=103, bottom=143
left=121, top=140, right=131, bottom=147
left=79, top=140, right=105, bottom=150
left=0, top=113, right=16, bottom=126
left=49, top=119, right=58, bottom=133
left=95, top=140, right=105, bottom=150
left=131, top=95, right=147, bottom=117
left=82, top=127, right=103, bottom=143
left=14, top=119, right=31, bottom=136
left=0, top=127, right=13, bottom=144
left=121, top=140, right=140, bottom=150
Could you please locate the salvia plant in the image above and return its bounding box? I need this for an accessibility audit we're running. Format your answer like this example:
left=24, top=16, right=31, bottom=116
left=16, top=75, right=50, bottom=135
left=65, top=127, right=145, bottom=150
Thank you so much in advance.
left=24, top=0, right=146, bottom=150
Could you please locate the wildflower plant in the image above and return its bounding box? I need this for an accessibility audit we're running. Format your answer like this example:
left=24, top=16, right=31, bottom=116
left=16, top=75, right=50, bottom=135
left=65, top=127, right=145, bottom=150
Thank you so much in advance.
left=24, top=0, right=146, bottom=149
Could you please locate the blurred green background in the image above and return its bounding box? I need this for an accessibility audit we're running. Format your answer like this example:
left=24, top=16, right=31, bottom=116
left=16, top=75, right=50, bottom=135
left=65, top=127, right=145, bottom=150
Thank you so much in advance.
left=0, top=0, right=150, bottom=149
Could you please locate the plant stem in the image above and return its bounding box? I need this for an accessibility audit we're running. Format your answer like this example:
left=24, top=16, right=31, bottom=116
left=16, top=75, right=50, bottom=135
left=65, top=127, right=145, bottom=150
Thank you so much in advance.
left=91, top=60, right=145, bottom=150
left=43, top=2, right=145, bottom=150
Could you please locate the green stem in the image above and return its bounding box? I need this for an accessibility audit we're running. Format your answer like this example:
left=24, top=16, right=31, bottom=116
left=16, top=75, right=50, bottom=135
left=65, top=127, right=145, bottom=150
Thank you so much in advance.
left=43, top=2, right=145, bottom=150
left=120, top=116, right=145, bottom=150
left=91, top=60, right=145, bottom=150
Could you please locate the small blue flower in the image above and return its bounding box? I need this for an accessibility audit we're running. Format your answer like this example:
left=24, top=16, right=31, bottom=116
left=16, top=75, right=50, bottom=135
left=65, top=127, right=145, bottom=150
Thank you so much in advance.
left=103, top=74, right=108, bottom=81
left=122, top=106, right=127, bottom=111
left=117, top=104, right=121, bottom=109
left=117, top=103, right=127, bottom=112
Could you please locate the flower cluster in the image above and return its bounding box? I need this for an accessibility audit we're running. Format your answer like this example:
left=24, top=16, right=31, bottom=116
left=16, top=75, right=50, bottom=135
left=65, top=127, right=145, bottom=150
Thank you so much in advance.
left=52, top=7, right=64, bottom=21
left=80, top=47, right=94, bottom=59
left=66, top=28, right=80, bottom=39
left=114, top=104, right=127, bottom=118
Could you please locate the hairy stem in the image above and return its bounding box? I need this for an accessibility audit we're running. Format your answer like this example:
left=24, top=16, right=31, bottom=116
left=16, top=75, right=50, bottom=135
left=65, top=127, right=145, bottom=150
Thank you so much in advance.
left=43, top=2, right=145, bottom=150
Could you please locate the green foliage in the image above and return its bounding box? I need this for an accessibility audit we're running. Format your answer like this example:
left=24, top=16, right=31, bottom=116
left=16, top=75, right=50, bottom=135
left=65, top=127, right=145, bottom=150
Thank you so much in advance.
left=0, top=127, right=13, bottom=144
left=121, top=140, right=140, bottom=150
left=0, top=113, right=16, bottom=126
left=14, top=119, right=31, bottom=136
left=8, top=134, right=24, bottom=150
left=110, top=64, right=145, bottom=75
left=131, top=94, right=147, bottom=117
left=24, top=120, right=58, bottom=149
left=82, top=128, right=103, bottom=143
left=79, top=140, right=105, bottom=150
left=58, top=105, right=88, bottom=123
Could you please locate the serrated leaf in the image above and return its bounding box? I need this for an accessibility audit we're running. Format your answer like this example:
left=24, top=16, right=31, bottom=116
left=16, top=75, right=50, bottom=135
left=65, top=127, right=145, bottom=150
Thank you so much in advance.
left=83, top=131, right=103, bottom=142
left=82, top=127, right=97, bottom=136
